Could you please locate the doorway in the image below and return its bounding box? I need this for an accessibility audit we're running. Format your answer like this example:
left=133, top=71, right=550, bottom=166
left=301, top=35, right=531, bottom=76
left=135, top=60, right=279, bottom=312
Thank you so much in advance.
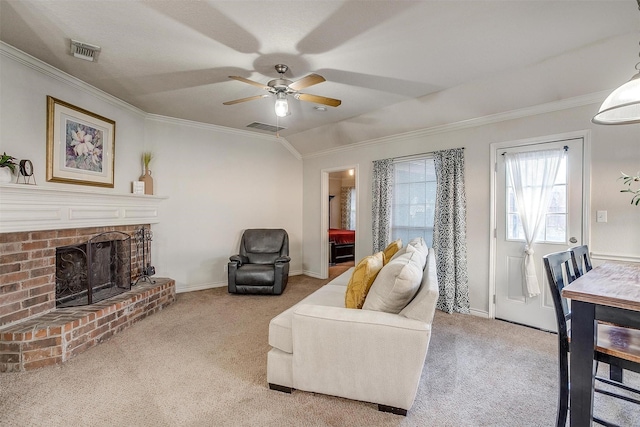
left=321, top=166, right=358, bottom=279
left=490, top=132, right=589, bottom=331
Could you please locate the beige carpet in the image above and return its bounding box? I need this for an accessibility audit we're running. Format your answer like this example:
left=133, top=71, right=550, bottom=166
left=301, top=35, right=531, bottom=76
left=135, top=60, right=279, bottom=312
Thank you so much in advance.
left=1, top=272, right=638, bottom=426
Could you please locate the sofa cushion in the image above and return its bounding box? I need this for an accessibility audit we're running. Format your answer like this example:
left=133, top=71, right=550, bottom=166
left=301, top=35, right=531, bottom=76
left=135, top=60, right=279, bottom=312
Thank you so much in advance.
left=362, top=251, right=423, bottom=314
left=388, top=237, right=425, bottom=263
left=382, top=239, right=402, bottom=265
left=269, top=284, right=346, bottom=354
left=389, top=246, right=406, bottom=262
left=400, top=248, right=439, bottom=323
left=328, top=267, right=355, bottom=287
left=344, top=252, right=384, bottom=309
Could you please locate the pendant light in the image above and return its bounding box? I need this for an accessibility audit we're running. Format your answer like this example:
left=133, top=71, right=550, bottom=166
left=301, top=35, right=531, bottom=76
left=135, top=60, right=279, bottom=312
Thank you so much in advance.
left=592, top=1, right=640, bottom=125
left=592, top=62, right=640, bottom=125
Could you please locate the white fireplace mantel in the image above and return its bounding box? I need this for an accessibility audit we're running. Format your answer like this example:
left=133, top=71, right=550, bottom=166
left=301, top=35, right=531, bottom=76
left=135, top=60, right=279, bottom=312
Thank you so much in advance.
left=0, top=184, right=167, bottom=233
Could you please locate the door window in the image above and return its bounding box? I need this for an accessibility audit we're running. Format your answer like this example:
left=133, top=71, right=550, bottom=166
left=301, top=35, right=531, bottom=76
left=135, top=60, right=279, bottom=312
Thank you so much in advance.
left=506, top=156, right=567, bottom=243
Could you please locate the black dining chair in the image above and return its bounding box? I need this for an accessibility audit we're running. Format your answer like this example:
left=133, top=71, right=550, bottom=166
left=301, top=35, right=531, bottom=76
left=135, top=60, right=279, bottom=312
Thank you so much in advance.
left=569, top=244, right=627, bottom=383
left=543, top=250, right=640, bottom=427
left=569, top=244, right=592, bottom=277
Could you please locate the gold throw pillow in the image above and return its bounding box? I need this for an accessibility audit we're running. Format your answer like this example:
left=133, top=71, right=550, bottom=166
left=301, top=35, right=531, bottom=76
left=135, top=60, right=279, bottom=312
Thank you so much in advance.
left=345, top=252, right=384, bottom=309
left=383, top=239, right=403, bottom=265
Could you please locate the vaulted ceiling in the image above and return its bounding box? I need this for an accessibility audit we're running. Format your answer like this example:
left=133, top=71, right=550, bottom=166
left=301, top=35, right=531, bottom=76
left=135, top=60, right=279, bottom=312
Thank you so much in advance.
left=1, top=1, right=638, bottom=156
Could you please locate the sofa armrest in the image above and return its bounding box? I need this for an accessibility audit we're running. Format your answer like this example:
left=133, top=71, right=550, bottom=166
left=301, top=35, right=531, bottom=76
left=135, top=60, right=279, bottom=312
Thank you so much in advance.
left=291, top=304, right=431, bottom=411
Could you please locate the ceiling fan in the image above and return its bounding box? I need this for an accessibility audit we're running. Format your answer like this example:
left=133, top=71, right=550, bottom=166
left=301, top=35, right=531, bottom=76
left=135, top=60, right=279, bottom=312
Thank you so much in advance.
left=223, top=64, right=342, bottom=117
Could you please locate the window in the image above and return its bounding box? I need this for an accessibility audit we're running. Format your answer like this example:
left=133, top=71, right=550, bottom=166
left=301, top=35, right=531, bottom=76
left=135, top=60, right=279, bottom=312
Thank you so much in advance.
left=506, top=155, right=567, bottom=243
left=391, top=158, right=437, bottom=246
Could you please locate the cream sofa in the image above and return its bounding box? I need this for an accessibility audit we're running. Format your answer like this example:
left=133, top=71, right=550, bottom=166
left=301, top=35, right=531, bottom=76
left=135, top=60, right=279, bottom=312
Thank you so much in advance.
left=267, top=246, right=439, bottom=415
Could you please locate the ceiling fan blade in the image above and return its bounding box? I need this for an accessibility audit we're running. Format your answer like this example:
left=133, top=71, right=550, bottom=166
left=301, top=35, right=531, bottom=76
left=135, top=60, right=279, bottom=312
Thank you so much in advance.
left=229, top=76, right=270, bottom=90
left=296, top=93, right=342, bottom=107
left=288, top=74, right=326, bottom=91
left=223, top=94, right=269, bottom=105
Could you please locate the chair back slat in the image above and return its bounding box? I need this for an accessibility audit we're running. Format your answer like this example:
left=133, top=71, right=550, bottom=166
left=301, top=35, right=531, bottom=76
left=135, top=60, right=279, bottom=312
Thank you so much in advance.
left=543, top=251, right=578, bottom=340
left=569, top=245, right=592, bottom=278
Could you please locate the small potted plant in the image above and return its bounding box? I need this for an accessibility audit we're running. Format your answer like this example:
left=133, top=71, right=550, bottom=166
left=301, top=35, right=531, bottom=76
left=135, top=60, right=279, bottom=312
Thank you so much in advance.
left=139, top=151, right=154, bottom=195
left=0, top=152, right=17, bottom=183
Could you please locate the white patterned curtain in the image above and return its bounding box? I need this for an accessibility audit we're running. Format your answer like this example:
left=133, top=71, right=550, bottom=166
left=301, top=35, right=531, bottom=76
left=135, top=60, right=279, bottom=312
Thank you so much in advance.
left=340, top=186, right=355, bottom=230
left=504, top=148, right=565, bottom=298
left=433, top=148, right=470, bottom=314
left=371, top=159, right=393, bottom=253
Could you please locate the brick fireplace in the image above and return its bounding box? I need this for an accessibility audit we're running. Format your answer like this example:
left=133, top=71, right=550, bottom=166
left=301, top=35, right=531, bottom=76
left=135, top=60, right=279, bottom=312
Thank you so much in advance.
left=0, top=184, right=173, bottom=372
left=0, top=225, right=175, bottom=372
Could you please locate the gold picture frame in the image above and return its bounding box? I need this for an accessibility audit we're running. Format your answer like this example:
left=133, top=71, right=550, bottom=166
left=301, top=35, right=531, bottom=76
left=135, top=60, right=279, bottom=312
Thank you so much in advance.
left=46, top=96, right=116, bottom=187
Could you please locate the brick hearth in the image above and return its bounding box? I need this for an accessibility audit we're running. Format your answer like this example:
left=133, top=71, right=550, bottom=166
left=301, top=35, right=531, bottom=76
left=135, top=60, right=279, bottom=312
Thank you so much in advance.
left=0, top=278, right=175, bottom=372
left=0, top=224, right=175, bottom=372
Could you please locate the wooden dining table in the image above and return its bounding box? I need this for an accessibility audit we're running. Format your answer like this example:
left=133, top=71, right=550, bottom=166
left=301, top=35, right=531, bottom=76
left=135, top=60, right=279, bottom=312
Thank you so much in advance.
left=561, top=261, right=640, bottom=426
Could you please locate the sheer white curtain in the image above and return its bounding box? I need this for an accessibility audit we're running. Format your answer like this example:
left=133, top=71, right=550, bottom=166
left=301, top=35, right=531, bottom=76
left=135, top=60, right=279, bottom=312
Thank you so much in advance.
left=504, top=148, right=565, bottom=297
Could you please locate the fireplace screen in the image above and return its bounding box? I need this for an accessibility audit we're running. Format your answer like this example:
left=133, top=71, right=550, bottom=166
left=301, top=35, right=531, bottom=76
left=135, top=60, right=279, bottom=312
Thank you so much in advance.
left=55, top=231, right=131, bottom=307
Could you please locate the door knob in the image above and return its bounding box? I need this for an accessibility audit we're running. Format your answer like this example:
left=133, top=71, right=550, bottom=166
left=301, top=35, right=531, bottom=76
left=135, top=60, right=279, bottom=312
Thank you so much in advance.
left=569, top=237, right=577, bottom=244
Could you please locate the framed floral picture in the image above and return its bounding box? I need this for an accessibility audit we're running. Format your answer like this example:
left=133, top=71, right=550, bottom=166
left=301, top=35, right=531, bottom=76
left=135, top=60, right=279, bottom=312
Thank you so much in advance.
left=46, top=96, right=116, bottom=187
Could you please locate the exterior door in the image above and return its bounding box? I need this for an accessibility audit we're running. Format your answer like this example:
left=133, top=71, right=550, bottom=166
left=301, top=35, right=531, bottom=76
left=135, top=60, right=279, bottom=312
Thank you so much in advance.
left=494, top=137, right=584, bottom=331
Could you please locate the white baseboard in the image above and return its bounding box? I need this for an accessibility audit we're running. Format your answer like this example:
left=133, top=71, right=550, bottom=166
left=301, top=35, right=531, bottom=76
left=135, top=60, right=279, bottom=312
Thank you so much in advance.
left=176, top=281, right=225, bottom=293
left=175, top=270, right=304, bottom=294
left=470, top=308, right=489, bottom=318
left=303, top=270, right=324, bottom=279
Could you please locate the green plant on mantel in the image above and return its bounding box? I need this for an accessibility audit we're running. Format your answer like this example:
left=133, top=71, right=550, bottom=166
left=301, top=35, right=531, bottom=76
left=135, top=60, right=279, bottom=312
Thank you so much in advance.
left=0, top=152, right=17, bottom=173
left=142, top=151, right=153, bottom=170
left=620, top=172, right=640, bottom=205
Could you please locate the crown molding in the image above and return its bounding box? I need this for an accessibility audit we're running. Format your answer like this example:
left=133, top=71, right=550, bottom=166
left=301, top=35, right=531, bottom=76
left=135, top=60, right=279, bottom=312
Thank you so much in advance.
left=1, top=42, right=302, bottom=161
left=302, top=90, right=610, bottom=159
left=0, top=42, right=147, bottom=118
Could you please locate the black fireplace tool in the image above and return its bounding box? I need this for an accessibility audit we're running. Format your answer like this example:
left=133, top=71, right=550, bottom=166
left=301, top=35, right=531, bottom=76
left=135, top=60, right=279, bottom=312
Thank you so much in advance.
left=134, top=225, right=156, bottom=285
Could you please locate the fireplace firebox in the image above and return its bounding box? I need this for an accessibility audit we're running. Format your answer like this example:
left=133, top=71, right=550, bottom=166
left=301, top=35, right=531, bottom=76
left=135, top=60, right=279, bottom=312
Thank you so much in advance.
left=55, top=231, right=131, bottom=307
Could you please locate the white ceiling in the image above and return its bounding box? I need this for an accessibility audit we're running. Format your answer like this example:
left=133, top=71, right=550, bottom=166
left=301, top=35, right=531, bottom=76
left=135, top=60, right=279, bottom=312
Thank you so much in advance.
left=1, top=1, right=638, bottom=155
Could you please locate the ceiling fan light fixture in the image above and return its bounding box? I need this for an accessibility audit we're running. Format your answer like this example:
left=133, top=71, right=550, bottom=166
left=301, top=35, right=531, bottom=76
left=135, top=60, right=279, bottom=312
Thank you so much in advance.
left=592, top=71, right=640, bottom=125
left=275, top=92, right=288, bottom=117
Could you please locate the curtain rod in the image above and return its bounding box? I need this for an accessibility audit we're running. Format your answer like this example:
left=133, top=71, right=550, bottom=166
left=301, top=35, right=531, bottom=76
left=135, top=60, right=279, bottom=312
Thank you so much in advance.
left=392, top=147, right=465, bottom=162
left=501, top=145, right=568, bottom=156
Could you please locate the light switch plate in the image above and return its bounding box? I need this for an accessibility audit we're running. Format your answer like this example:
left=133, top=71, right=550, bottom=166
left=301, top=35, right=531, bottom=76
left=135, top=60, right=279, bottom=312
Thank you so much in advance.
left=596, top=210, right=607, bottom=223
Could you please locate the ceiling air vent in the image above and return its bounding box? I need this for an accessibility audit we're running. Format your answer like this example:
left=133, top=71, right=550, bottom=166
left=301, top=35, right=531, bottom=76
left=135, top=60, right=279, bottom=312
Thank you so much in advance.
left=246, top=122, right=286, bottom=133
left=70, top=40, right=101, bottom=62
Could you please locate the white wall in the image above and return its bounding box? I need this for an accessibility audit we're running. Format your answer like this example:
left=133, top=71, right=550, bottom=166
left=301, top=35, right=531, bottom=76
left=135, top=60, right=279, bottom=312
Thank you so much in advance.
left=302, top=102, right=640, bottom=316
left=0, top=46, right=146, bottom=192
left=0, top=44, right=303, bottom=293
left=146, top=117, right=302, bottom=292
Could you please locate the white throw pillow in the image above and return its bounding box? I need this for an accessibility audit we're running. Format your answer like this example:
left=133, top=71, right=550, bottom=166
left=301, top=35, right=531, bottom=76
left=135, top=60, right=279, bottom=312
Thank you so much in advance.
left=362, top=251, right=423, bottom=314
left=407, top=237, right=429, bottom=257
left=405, top=243, right=427, bottom=269
left=389, top=246, right=406, bottom=262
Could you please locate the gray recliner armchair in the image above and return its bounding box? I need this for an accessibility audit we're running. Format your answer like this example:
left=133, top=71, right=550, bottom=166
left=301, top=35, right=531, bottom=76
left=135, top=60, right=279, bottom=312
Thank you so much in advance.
left=228, top=229, right=290, bottom=295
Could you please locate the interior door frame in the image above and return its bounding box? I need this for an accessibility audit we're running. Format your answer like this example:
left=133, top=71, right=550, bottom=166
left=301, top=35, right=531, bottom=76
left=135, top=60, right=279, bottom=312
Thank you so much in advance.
left=320, top=165, right=359, bottom=279
left=488, top=130, right=591, bottom=320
